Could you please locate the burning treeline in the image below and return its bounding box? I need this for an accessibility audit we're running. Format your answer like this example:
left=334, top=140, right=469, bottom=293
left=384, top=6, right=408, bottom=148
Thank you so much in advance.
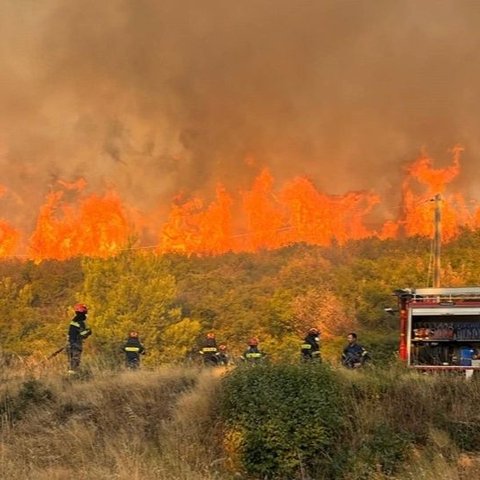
left=0, top=146, right=477, bottom=261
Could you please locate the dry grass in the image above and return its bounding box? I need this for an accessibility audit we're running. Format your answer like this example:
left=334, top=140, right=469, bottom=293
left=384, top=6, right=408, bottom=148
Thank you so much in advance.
left=0, top=364, right=231, bottom=480
left=336, top=365, right=480, bottom=480
left=2, top=360, right=480, bottom=479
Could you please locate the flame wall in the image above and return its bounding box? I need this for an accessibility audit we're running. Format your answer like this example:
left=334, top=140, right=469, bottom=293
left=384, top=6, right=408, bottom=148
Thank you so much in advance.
left=1, top=1, right=480, bottom=258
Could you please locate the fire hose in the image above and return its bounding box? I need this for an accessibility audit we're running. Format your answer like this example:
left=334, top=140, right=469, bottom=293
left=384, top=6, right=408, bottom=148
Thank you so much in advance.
left=47, top=345, right=68, bottom=360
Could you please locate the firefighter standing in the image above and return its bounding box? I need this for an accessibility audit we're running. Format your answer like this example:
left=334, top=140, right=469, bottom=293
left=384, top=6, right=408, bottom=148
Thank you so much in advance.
left=199, top=332, right=219, bottom=366
left=301, top=327, right=321, bottom=362
left=122, top=331, right=146, bottom=369
left=341, top=332, right=369, bottom=368
left=241, top=338, right=265, bottom=363
left=67, top=303, right=92, bottom=373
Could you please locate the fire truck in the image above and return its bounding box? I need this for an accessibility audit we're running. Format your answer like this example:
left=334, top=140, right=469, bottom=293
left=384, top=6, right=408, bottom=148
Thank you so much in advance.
left=391, top=194, right=480, bottom=373
left=395, top=287, right=480, bottom=372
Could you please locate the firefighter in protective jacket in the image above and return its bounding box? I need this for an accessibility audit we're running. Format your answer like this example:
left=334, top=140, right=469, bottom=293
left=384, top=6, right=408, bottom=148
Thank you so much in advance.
left=301, top=327, right=321, bottom=362
left=241, top=338, right=265, bottom=363
left=199, top=332, right=219, bottom=366
left=122, top=331, right=146, bottom=369
left=217, top=344, right=230, bottom=366
left=67, top=303, right=92, bottom=372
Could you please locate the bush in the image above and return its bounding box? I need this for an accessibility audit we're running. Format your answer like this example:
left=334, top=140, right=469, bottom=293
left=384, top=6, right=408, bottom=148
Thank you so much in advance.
left=219, top=363, right=344, bottom=479
left=0, top=378, right=54, bottom=424
left=355, top=424, right=413, bottom=477
left=444, top=420, right=480, bottom=452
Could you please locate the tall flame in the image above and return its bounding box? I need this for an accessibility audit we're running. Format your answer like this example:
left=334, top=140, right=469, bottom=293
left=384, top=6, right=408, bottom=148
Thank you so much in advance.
left=28, top=186, right=132, bottom=260
left=0, top=147, right=478, bottom=259
left=159, top=185, right=234, bottom=255
left=0, top=184, right=20, bottom=255
left=400, top=145, right=468, bottom=240
left=281, top=177, right=379, bottom=246
left=241, top=169, right=285, bottom=251
left=0, top=220, right=20, bottom=257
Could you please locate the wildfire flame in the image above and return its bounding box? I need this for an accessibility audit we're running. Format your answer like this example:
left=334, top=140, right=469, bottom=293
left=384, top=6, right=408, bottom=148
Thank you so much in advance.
left=0, top=147, right=478, bottom=260
left=159, top=185, right=234, bottom=255
left=28, top=187, right=132, bottom=261
left=400, top=145, right=469, bottom=240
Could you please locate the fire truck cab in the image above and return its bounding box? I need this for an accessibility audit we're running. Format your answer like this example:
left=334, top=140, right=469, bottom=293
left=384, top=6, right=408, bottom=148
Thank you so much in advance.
left=396, top=287, right=480, bottom=373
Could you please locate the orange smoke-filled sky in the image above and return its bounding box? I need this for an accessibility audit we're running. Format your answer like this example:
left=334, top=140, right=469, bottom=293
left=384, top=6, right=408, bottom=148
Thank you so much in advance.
left=1, top=0, right=480, bottom=237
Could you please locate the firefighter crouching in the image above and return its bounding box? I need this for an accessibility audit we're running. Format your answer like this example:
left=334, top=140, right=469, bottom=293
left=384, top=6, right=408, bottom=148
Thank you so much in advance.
left=301, top=327, right=321, bottom=362
left=199, top=332, right=219, bottom=366
left=67, top=303, right=92, bottom=373
left=241, top=337, right=266, bottom=363
left=123, top=331, right=146, bottom=369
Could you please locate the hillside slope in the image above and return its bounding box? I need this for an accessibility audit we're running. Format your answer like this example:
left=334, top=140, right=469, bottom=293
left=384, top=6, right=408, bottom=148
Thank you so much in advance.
left=2, top=364, right=480, bottom=479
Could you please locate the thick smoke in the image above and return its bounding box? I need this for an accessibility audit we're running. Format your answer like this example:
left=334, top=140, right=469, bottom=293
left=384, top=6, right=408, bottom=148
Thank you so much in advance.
left=1, top=0, right=480, bottom=233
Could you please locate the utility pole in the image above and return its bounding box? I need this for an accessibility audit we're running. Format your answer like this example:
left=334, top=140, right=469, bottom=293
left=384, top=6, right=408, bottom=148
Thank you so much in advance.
left=433, top=193, right=442, bottom=288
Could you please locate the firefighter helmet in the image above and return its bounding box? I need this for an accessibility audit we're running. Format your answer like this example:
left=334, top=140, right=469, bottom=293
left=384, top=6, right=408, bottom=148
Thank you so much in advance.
left=74, top=303, right=88, bottom=314
left=129, top=331, right=139, bottom=338
left=308, top=327, right=319, bottom=335
left=219, top=344, right=227, bottom=351
left=248, top=337, right=259, bottom=346
left=206, top=332, right=215, bottom=339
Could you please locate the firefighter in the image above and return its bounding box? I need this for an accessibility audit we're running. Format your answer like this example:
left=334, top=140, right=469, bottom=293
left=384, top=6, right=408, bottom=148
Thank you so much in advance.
left=217, top=344, right=230, bottom=366
left=199, top=332, right=219, bottom=366
left=241, top=337, right=265, bottom=363
left=301, top=327, right=321, bottom=362
left=122, top=331, right=146, bottom=369
left=67, top=303, right=92, bottom=373
left=341, top=332, right=369, bottom=368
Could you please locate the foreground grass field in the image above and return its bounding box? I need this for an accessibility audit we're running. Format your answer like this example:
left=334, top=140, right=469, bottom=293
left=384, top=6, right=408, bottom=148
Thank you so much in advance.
left=1, top=361, right=480, bottom=479
left=0, top=364, right=227, bottom=480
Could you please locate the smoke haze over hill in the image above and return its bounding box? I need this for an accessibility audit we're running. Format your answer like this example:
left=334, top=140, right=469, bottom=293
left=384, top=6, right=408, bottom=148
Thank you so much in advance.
left=1, top=0, right=480, bottom=232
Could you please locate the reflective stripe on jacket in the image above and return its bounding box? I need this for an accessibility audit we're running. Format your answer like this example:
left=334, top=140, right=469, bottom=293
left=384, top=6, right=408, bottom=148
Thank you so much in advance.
left=201, top=347, right=218, bottom=353
left=125, top=346, right=141, bottom=352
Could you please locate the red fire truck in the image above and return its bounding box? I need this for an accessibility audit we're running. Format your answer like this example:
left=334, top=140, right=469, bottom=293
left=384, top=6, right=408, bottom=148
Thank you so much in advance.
left=395, top=287, right=480, bottom=372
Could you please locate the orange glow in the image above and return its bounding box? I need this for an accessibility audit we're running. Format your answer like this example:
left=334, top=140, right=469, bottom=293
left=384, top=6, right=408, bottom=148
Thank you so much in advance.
left=0, top=183, right=20, bottom=255
left=281, top=177, right=379, bottom=246
left=241, top=169, right=285, bottom=251
left=0, top=147, right=477, bottom=259
left=28, top=187, right=132, bottom=261
left=0, top=220, right=20, bottom=256
left=159, top=184, right=234, bottom=255
left=156, top=146, right=478, bottom=255
left=400, top=145, right=471, bottom=240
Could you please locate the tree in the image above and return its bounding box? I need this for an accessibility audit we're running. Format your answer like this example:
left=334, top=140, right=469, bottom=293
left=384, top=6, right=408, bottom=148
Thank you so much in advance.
left=81, top=251, right=180, bottom=364
left=292, top=288, right=356, bottom=338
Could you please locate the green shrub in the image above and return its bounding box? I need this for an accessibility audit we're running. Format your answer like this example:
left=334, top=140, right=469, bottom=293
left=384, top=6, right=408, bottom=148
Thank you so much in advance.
left=219, top=363, right=344, bottom=479
left=443, top=420, right=480, bottom=451
left=0, top=378, right=54, bottom=424
left=357, top=424, right=413, bottom=476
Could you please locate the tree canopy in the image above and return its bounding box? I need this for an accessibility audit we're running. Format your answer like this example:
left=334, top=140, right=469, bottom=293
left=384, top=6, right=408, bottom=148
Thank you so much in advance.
left=1, top=231, right=479, bottom=364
